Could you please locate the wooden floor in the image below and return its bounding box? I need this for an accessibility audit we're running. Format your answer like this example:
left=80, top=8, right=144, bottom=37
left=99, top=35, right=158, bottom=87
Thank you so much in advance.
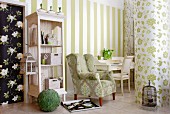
left=0, top=88, right=169, bottom=114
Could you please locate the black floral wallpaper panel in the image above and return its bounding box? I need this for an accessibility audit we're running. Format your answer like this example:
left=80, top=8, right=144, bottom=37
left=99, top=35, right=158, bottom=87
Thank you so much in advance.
left=0, top=3, right=23, bottom=104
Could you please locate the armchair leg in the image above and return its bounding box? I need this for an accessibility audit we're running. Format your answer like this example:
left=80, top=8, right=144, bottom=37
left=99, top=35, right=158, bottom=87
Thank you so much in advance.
left=74, top=94, right=77, bottom=100
left=128, top=79, right=131, bottom=93
left=121, top=79, right=124, bottom=96
left=112, top=93, right=115, bottom=100
left=99, top=97, right=102, bottom=106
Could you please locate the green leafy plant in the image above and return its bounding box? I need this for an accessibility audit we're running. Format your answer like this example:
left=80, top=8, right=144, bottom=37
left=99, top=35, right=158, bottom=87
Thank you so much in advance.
left=103, top=49, right=114, bottom=60
left=37, top=89, right=60, bottom=112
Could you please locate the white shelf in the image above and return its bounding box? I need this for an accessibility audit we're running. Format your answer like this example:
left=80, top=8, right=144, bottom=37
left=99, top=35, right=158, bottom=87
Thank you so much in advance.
left=28, top=44, right=38, bottom=47
left=54, top=88, right=67, bottom=95
left=41, top=44, right=62, bottom=47
left=41, top=64, right=62, bottom=67
left=26, top=72, right=37, bottom=75
left=37, top=11, right=65, bottom=20
left=26, top=12, right=66, bottom=103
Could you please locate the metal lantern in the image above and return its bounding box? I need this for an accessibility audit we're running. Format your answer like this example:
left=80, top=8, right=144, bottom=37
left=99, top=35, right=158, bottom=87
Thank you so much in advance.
left=142, top=80, right=157, bottom=107
left=20, top=53, right=37, bottom=75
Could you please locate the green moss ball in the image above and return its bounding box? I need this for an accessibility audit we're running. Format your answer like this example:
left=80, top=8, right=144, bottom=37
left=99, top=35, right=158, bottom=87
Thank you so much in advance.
left=37, top=89, right=60, bottom=112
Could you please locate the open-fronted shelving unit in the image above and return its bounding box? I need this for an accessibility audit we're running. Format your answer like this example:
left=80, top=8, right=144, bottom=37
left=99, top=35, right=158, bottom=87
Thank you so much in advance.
left=26, top=11, right=66, bottom=102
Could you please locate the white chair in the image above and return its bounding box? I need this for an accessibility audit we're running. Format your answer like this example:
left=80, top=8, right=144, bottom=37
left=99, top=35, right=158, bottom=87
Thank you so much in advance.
left=126, top=56, right=135, bottom=69
left=112, top=58, right=132, bottom=95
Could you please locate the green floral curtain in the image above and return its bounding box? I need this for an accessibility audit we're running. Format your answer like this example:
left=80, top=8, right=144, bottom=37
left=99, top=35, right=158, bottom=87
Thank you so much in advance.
left=134, top=0, right=170, bottom=106
left=0, top=3, right=23, bottom=104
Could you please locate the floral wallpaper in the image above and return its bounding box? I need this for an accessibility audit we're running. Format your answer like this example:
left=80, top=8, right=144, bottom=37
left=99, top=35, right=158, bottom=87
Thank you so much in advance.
left=0, top=3, right=23, bottom=105
left=134, top=0, right=170, bottom=106
left=124, top=0, right=134, bottom=56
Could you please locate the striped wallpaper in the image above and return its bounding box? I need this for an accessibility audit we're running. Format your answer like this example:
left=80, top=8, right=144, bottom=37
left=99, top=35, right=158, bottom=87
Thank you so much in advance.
left=18, top=0, right=124, bottom=57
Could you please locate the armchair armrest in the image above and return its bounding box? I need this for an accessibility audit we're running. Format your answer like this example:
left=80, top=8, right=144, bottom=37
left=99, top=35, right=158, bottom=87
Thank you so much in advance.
left=78, top=72, right=100, bottom=80
left=96, top=71, right=115, bottom=84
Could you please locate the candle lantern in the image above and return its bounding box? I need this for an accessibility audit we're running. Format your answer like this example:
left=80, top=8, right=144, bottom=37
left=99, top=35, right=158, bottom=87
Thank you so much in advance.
left=142, top=80, right=157, bottom=107
left=20, top=53, right=37, bottom=75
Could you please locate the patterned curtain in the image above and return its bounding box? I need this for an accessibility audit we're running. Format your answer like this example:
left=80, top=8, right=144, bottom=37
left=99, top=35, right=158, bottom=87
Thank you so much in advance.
left=0, top=3, right=23, bottom=104
left=134, top=0, right=170, bottom=106
left=124, top=0, right=134, bottom=56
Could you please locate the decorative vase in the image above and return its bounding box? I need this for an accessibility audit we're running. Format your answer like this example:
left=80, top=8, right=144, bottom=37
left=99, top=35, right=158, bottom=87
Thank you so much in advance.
left=97, top=55, right=101, bottom=60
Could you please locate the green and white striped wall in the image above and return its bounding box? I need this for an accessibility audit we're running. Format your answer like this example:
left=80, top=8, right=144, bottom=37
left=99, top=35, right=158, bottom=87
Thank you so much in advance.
left=18, top=0, right=124, bottom=57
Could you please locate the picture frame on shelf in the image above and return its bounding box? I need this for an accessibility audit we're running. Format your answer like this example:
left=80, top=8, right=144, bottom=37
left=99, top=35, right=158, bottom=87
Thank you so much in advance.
left=29, top=24, right=38, bottom=46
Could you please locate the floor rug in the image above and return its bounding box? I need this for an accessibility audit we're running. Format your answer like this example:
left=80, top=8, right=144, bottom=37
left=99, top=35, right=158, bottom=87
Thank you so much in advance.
left=61, top=99, right=100, bottom=113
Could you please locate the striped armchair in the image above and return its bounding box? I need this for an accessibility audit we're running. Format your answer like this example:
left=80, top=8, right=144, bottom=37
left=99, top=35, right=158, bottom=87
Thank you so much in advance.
left=66, top=53, right=116, bottom=106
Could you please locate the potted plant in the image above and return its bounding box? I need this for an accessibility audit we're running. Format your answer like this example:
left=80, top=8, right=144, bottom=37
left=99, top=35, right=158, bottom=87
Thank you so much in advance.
left=103, top=49, right=114, bottom=60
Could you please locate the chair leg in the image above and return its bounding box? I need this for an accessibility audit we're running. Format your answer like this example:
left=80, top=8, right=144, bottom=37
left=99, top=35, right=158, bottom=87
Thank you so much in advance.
left=74, top=94, right=77, bottom=100
left=112, top=93, right=115, bottom=100
left=99, top=97, right=102, bottom=106
left=128, top=79, right=131, bottom=93
left=121, top=79, right=124, bottom=96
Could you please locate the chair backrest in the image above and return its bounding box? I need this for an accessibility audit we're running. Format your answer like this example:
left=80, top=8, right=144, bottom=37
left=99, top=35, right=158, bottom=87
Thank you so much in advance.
left=66, top=53, right=89, bottom=79
left=66, top=53, right=97, bottom=74
left=126, top=56, right=135, bottom=69
left=84, top=54, right=96, bottom=72
left=122, top=58, right=132, bottom=74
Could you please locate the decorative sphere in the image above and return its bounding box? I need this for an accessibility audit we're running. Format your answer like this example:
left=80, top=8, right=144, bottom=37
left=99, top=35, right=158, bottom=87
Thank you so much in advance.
left=37, top=89, right=60, bottom=112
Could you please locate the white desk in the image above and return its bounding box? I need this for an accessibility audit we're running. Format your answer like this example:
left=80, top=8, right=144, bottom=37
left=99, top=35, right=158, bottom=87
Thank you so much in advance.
left=95, top=58, right=135, bottom=88
left=108, top=63, right=123, bottom=71
left=95, top=60, right=123, bottom=71
left=95, top=59, right=134, bottom=71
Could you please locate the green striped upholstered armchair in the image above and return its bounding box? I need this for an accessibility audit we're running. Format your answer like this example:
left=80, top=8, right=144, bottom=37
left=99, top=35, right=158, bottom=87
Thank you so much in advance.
left=66, top=53, right=116, bottom=106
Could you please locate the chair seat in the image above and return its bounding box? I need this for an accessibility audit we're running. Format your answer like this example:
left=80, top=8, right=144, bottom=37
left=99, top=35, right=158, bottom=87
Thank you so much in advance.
left=100, top=80, right=113, bottom=88
left=112, top=73, right=129, bottom=80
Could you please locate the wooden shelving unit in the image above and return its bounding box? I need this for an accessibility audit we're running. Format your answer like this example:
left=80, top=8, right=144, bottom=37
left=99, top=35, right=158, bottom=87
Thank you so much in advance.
left=26, top=11, right=66, bottom=102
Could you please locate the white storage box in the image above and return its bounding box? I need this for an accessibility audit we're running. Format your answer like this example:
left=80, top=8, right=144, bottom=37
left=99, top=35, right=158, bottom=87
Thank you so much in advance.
left=56, top=47, right=62, bottom=53
left=41, top=53, right=62, bottom=65
left=45, top=78, right=60, bottom=89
